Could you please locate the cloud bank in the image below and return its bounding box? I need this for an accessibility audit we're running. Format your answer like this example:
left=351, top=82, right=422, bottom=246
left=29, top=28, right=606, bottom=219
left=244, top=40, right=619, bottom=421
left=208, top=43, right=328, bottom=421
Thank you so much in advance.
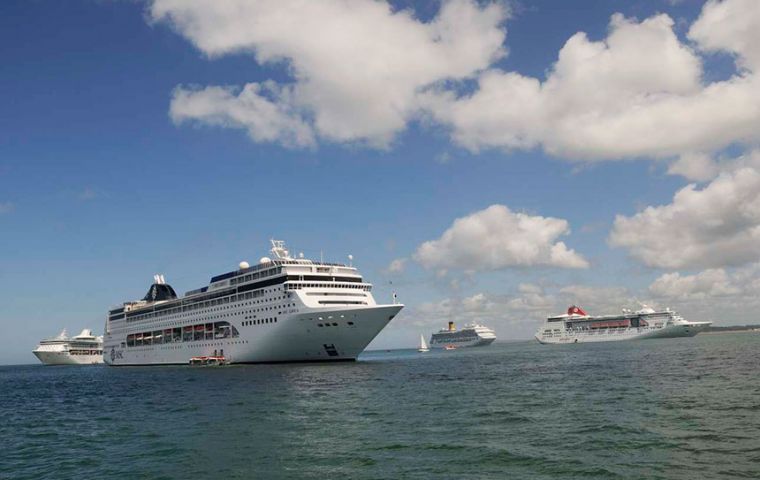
left=610, top=167, right=760, bottom=269
left=151, top=0, right=760, bottom=177
left=152, top=0, right=507, bottom=148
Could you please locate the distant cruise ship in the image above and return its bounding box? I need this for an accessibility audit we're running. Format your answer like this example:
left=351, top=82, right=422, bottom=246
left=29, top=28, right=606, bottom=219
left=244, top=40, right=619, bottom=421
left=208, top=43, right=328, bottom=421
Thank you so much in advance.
left=103, top=240, right=403, bottom=365
left=429, top=322, right=496, bottom=349
left=535, top=305, right=712, bottom=344
left=33, top=329, right=104, bottom=365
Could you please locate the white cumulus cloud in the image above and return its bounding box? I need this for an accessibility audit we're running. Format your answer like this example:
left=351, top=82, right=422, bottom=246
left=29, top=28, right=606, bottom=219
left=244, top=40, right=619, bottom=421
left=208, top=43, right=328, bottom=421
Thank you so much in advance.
left=385, top=258, right=407, bottom=274
left=609, top=167, right=760, bottom=269
left=170, top=83, right=316, bottom=148
left=151, top=0, right=507, bottom=147
left=649, top=269, right=742, bottom=300
left=423, top=7, right=760, bottom=169
left=689, top=0, right=760, bottom=72
left=151, top=0, right=760, bottom=177
left=413, top=204, right=588, bottom=271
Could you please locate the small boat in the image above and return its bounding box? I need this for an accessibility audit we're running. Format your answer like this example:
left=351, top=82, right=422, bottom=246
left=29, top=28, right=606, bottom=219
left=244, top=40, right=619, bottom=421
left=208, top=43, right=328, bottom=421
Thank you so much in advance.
left=205, top=356, right=227, bottom=366
left=418, top=334, right=429, bottom=352
left=189, top=355, right=227, bottom=366
left=443, top=345, right=456, bottom=351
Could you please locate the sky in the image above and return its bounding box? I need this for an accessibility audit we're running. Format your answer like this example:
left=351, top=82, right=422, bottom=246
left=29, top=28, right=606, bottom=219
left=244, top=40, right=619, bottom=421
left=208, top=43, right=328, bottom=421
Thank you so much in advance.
left=2, top=0, right=760, bottom=364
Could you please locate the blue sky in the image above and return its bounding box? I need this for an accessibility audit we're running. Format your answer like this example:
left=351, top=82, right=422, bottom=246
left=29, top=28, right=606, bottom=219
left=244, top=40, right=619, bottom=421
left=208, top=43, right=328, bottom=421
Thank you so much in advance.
left=2, top=0, right=760, bottom=364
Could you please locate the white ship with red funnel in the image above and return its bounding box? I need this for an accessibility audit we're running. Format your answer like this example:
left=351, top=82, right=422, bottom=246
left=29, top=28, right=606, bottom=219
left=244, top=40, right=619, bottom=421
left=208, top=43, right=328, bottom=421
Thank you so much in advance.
left=535, top=305, right=711, bottom=345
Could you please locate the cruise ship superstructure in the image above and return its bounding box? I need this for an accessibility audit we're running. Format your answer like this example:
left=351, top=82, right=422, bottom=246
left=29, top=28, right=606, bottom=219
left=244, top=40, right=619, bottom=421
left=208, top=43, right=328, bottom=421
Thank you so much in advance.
left=33, top=329, right=104, bottom=365
left=429, top=322, right=496, bottom=349
left=535, top=305, right=711, bottom=344
left=103, top=240, right=403, bottom=365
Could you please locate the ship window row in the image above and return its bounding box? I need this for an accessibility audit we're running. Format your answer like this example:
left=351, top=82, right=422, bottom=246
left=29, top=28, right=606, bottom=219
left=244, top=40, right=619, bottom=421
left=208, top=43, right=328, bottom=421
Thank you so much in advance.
left=229, top=267, right=281, bottom=286
left=126, top=321, right=239, bottom=347
left=126, top=297, right=290, bottom=327
left=242, top=317, right=277, bottom=326
left=212, top=264, right=285, bottom=283
left=286, top=283, right=371, bottom=291
left=69, top=349, right=103, bottom=355
left=306, top=292, right=366, bottom=297
left=126, top=288, right=278, bottom=323
left=317, top=300, right=368, bottom=305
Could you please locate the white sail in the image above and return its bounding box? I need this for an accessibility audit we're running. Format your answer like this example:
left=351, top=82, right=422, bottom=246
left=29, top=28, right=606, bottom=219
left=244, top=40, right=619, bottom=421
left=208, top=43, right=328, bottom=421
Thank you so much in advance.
left=418, top=334, right=429, bottom=352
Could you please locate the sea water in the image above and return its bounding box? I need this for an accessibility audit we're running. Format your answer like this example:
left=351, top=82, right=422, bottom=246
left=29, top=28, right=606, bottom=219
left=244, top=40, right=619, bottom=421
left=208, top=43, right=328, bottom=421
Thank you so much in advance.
left=1, top=333, right=758, bottom=479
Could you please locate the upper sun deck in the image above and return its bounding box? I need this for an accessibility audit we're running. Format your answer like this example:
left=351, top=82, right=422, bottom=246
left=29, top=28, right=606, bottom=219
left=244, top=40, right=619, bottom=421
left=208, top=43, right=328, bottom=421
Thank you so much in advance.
left=547, top=307, right=677, bottom=323
left=206, top=259, right=357, bottom=286
left=199, top=240, right=360, bottom=291
left=109, top=240, right=368, bottom=316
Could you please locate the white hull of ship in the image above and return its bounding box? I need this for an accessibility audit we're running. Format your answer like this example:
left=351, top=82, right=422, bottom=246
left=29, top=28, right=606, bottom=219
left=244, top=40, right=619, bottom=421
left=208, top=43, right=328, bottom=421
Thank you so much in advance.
left=33, top=351, right=104, bottom=365
left=430, top=336, right=496, bottom=349
left=535, top=322, right=711, bottom=345
left=104, top=305, right=401, bottom=365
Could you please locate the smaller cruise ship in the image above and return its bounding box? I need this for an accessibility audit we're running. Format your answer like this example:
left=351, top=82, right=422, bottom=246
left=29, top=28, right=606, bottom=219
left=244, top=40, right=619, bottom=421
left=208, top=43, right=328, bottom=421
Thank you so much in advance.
left=33, top=329, right=104, bottom=365
left=535, top=305, right=711, bottom=344
left=429, top=322, right=496, bottom=349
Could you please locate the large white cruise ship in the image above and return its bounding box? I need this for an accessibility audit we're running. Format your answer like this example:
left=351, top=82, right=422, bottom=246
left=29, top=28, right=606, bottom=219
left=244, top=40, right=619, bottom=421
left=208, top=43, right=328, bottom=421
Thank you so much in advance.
left=33, top=329, right=104, bottom=365
left=103, top=240, right=403, bottom=365
left=535, top=305, right=711, bottom=344
left=429, top=321, right=496, bottom=349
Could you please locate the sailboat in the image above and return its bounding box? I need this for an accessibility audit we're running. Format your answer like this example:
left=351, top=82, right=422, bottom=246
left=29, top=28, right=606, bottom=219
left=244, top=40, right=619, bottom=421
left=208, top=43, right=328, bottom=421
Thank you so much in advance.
left=418, top=334, right=429, bottom=352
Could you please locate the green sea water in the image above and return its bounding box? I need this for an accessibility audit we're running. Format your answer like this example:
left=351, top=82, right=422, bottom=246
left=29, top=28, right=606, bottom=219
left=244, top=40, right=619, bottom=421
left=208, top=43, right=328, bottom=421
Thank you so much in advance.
left=1, top=333, right=759, bottom=479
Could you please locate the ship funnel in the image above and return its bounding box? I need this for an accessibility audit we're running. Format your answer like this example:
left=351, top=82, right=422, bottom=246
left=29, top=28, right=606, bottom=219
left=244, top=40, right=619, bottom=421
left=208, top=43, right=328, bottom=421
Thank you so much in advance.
left=448, top=321, right=455, bottom=331
left=567, top=305, right=587, bottom=316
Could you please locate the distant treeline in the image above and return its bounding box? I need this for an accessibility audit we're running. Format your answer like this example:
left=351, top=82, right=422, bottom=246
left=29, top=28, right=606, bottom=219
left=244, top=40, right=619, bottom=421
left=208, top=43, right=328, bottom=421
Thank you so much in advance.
left=706, top=324, right=760, bottom=332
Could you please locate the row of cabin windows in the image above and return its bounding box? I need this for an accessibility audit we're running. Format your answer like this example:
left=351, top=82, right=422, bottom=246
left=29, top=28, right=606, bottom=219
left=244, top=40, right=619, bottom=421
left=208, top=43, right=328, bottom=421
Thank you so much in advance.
left=243, top=302, right=295, bottom=317
left=242, top=317, right=277, bottom=327
left=286, top=283, right=370, bottom=291
left=126, top=321, right=240, bottom=347
left=126, top=287, right=287, bottom=323
left=229, top=268, right=281, bottom=286
left=121, top=297, right=294, bottom=333
left=318, top=300, right=367, bottom=305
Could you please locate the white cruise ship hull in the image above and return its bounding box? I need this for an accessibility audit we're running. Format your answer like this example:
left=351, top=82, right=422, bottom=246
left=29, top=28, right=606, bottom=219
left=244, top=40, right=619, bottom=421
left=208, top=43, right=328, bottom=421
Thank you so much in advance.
left=33, top=351, right=104, bottom=365
left=430, top=336, right=495, bottom=349
left=535, top=322, right=711, bottom=345
left=104, top=305, right=401, bottom=366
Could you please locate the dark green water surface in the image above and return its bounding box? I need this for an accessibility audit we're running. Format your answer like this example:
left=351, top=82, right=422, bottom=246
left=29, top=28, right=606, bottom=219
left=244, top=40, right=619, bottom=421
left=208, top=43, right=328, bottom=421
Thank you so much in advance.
left=2, top=333, right=759, bottom=479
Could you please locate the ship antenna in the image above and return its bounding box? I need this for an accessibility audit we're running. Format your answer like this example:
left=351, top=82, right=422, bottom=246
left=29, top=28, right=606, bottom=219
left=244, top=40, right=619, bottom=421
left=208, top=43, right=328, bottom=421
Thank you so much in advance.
left=270, top=239, right=292, bottom=260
